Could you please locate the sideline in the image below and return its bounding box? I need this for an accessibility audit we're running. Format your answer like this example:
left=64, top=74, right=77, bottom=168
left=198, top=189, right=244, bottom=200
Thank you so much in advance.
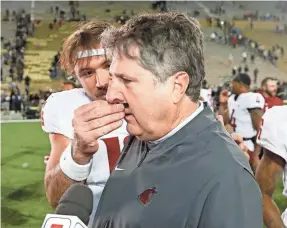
left=0, top=119, right=41, bottom=124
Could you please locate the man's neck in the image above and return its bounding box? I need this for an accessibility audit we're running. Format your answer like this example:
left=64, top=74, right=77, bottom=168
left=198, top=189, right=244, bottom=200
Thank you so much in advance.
left=237, top=89, right=249, bottom=96
left=170, top=97, right=199, bottom=132
left=150, top=97, right=201, bottom=143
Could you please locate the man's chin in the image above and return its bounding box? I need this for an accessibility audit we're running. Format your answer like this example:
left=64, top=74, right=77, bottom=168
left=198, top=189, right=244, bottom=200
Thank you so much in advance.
left=125, top=115, right=140, bottom=132
left=126, top=123, right=141, bottom=138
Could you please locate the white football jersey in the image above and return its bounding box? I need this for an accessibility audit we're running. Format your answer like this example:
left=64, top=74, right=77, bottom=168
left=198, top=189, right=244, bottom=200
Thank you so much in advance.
left=200, top=88, right=213, bottom=110
left=228, top=92, right=264, bottom=151
left=41, top=88, right=129, bottom=225
left=256, top=106, right=287, bottom=226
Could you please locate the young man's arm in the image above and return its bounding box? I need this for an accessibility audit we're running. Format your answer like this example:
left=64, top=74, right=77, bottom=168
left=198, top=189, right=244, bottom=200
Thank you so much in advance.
left=45, top=133, right=84, bottom=208
left=255, top=149, right=285, bottom=228
left=249, top=108, right=263, bottom=132
left=248, top=108, right=264, bottom=172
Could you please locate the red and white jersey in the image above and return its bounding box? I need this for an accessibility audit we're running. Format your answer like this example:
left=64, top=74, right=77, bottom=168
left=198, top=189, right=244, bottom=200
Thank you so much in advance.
left=257, top=106, right=287, bottom=226
left=228, top=92, right=264, bottom=151
left=41, top=88, right=129, bottom=224
left=200, top=88, right=213, bottom=110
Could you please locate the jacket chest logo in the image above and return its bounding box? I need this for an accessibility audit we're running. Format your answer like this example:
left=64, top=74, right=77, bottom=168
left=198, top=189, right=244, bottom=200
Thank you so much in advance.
left=138, top=186, right=157, bottom=205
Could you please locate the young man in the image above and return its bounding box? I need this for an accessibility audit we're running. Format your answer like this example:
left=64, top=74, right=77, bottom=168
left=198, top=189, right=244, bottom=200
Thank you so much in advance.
left=219, top=73, right=265, bottom=172
left=256, top=106, right=287, bottom=228
left=41, top=20, right=128, bottom=225
left=259, top=77, right=283, bottom=112
left=91, top=12, right=262, bottom=228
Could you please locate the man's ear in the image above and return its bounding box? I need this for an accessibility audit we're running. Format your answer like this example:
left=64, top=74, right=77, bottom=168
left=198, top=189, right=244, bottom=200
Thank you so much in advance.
left=171, top=71, right=190, bottom=104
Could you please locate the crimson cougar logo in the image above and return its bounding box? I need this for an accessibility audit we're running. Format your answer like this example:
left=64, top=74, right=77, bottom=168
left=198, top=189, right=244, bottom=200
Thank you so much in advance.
left=138, top=187, right=157, bottom=205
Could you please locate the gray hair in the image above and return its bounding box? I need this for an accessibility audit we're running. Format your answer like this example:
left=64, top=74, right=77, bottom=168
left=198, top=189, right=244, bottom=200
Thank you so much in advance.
left=101, top=12, right=205, bottom=101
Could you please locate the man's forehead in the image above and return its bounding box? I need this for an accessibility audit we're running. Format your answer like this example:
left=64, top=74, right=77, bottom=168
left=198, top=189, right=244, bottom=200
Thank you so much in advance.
left=267, top=80, right=277, bottom=85
left=110, top=45, right=140, bottom=60
left=109, top=53, right=133, bottom=74
left=76, top=55, right=109, bottom=71
left=77, top=48, right=105, bottom=59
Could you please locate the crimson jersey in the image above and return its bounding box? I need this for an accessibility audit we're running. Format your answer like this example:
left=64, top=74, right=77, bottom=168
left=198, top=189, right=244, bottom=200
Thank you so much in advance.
left=41, top=88, right=129, bottom=225
left=258, top=91, right=283, bottom=112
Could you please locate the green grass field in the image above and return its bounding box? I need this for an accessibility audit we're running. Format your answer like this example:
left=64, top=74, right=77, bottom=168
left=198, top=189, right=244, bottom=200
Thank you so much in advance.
left=1, top=121, right=286, bottom=227
left=1, top=122, right=52, bottom=228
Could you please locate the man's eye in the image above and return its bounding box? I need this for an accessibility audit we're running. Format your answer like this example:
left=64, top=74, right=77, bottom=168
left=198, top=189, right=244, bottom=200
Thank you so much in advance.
left=82, top=70, right=94, bottom=78
left=122, top=78, right=132, bottom=83
left=105, top=64, right=111, bottom=70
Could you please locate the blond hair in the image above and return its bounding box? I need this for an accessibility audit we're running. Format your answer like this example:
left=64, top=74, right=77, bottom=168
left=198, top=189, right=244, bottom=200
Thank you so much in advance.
left=60, top=20, right=111, bottom=75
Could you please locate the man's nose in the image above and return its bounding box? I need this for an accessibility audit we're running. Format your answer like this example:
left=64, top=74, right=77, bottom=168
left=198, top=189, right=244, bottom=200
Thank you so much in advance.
left=96, top=74, right=109, bottom=88
left=106, top=79, right=124, bottom=104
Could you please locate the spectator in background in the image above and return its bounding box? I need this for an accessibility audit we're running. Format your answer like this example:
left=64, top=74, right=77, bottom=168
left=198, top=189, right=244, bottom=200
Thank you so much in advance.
left=250, top=19, right=253, bottom=30
left=238, top=66, right=242, bottom=73
left=1, top=66, right=3, bottom=82
left=273, top=54, right=279, bottom=68
left=250, top=54, right=255, bottom=64
left=24, top=75, right=31, bottom=95
left=9, top=67, right=14, bottom=80
left=14, top=89, right=22, bottom=113
left=259, top=77, right=283, bottom=112
left=263, top=50, right=268, bottom=60
left=244, top=65, right=249, bottom=73
left=228, top=53, right=233, bottom=66
left=82, top=12, right=86, bottom=21
left=242, top=51, right=247, bottom=63
left=253, top=68, right=259, bottom=84
left=231, top=33, right=238, bottom=48
left=9, top=89, right=16, bottom=111
left=232, top=67, right=237, bottom=76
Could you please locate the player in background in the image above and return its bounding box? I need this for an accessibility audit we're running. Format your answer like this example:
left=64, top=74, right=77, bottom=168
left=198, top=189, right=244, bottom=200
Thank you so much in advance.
left=218, top=73, right=264, bottom=172
left=256, top=106, right=287, bottom=228
left=200, top=79, right=213, bottom=110
left=41, top=20, right=128, bottom=225
left=259, top=77, right=283, bottom=112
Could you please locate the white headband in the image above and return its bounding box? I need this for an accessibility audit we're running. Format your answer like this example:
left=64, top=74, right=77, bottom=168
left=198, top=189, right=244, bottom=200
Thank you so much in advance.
left=77, top=49, right=105, bottom=59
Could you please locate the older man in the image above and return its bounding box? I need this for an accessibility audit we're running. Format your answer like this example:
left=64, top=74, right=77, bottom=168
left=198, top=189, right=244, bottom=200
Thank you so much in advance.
left=89, top=12, right=262, bottom=228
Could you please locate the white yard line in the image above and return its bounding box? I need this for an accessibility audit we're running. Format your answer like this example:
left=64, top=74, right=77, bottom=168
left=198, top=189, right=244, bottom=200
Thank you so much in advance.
left=0, top=119, right=41, bottom=124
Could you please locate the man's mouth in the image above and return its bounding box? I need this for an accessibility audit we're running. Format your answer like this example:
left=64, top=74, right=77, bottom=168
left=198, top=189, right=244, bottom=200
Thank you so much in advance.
left=125, top=110, right=132, bottom=117
left=124, top=112, right=134, bottom=121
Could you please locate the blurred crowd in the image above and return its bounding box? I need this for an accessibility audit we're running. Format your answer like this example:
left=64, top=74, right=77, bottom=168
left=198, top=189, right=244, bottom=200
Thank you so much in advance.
left=48, top=1, right=87, bottom=31
left=209, top=20, right=285, bottom=69
left=1, top=9, right=35, bottom=83
left=0, top=80, right=77, bottom=119
left=1, top=1, right=286, bottom=121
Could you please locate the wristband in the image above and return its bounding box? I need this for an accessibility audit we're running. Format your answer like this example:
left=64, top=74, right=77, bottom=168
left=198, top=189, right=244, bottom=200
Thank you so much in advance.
left=60, top=142, right=92, bottom=181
